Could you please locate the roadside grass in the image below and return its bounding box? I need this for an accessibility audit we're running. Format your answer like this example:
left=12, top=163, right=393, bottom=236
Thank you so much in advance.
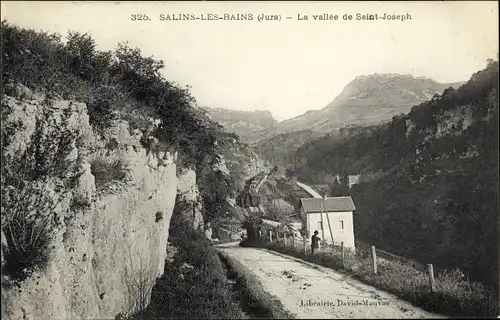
left=142, top=226, right=246, bottom=320
left=263, top=241, right=497, bottom=318
left=218, top=251, right=296, bottom=319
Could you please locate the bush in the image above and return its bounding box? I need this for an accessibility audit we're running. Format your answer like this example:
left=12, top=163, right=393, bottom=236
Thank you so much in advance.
left=90, top=155, right=127, bottom=191
left=1, top=185, right=60, bottom=281
left=3, top=212, right=52, bottom=281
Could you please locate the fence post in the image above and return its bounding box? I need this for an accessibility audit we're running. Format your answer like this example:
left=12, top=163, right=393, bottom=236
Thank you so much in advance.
left=303, top=236, right=306, bottom=254
left=427, top=264, right=435, bottom=293
left=269, top=230, right=273, bottom=243
left=258, top=230, right=262, bottom=240
left=284, top=233, right=287, bottom=245
left=371, top=246, right=377, bottom=274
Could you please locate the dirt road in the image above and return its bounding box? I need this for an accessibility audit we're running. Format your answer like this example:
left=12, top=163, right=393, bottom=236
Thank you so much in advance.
left=217, top=243, right=444, bottom=319
left=296, top=181, right=322, bottom=198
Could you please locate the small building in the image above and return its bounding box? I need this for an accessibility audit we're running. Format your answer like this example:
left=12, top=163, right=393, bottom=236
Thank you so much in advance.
left=347, top=175, right=360, bottom=189
left=299, top=196, right=356, bottom=249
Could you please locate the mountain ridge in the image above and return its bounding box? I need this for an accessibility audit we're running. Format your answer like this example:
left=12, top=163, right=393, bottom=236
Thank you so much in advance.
left=276, top=73, right=465, bottom=134
left=203, top=73, right=465, bottom=145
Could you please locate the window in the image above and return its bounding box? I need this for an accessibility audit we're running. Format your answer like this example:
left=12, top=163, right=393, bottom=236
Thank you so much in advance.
left=338, top=220, right=344, bottom=230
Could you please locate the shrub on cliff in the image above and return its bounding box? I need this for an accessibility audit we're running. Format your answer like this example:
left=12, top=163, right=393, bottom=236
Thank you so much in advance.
left=197, top=162, right=235, bottom=224
left=90, top=155, right=127, bottom=191
left=1, top=184, right=61, bottom=281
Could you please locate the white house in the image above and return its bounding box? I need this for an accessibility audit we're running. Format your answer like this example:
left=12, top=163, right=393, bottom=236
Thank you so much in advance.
left=299, top=196, right=356, bottom=249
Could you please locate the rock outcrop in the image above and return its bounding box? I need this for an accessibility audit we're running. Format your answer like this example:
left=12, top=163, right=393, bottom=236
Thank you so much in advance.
left=1, top=86, right=178, bottom=320
left=176, top=169, right=203, bottom=230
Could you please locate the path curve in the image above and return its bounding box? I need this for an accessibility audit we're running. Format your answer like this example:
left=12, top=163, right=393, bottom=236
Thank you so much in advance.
left=296, top=181, right=322, bottom=198
left=217, top=243, right=444, bottom=319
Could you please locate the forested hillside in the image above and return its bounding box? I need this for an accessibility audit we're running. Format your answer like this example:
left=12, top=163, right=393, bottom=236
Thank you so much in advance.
left=253, top=130, right=323, bottom=167
left=293, top=60, right=499, bottom=288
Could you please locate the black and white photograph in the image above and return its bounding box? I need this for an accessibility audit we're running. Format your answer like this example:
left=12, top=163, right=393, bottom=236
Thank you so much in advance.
left=1, top=1, right=499, bottom=319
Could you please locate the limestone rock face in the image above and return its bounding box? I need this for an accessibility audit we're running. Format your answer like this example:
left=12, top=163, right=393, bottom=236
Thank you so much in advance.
left=176, top=169, right=204, bottom=230
left=1, top=85, right=177, bottom=320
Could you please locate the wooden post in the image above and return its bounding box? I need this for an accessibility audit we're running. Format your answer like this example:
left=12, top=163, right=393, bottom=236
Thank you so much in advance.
left=269, top=230, right=273, bottom=242
left=371, top=246, right=377, bottom=274
left=284, top=233, right=287, bottom=246
left=324, top=196, right=334, bottom=245
left=320, top=208, right=325, bottom=243
left=427, top=264, right=435, bottom=293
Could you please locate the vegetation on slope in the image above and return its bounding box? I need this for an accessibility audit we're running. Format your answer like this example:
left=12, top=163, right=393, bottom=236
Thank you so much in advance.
left=1, top=20, right=223, bottom=168
left=1, top=20, right=263, bottom=243
left=253, top=130, right=324, bottom=167
left=143, top=219, right=246, bottom=319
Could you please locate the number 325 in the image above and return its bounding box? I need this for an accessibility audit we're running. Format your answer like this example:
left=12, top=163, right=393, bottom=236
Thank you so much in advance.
left=131, top=14, right=151, bottom=21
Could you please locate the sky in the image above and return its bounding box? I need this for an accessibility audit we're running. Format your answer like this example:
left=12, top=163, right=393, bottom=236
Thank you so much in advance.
left=2, top=1, right=498, bottom=121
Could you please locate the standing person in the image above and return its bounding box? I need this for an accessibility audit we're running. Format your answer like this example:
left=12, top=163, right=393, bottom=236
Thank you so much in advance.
left=311, top=230, right=321, bottom=254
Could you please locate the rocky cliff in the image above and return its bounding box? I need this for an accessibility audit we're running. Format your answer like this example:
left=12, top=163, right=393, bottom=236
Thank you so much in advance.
left=201, top=107, right=278, bottom=143
left=0, top=86, right=266, bottom=320
left=1, top=86, right=178, bottom=320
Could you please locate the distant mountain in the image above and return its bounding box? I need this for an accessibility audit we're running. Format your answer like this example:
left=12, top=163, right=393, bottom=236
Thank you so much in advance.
left=201, top=107, right=278, bottom=142
left=211, top=74, right=463, bottom=146
left=249, top=74, right=464, bottom=164
left=275, top=74, right=465, bottom=134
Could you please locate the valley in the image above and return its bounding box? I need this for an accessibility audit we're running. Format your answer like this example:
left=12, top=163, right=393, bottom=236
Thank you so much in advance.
left=1, top=6, right=498, bottom=319
left=206, top=59, right=499, bottom=313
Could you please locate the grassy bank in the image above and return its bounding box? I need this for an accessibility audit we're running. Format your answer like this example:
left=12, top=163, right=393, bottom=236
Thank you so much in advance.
left=218, top=251, right=295, bottom=319
left=142, top=228, right=246, bottom=319
left=263, top=241, right=497, bottom=318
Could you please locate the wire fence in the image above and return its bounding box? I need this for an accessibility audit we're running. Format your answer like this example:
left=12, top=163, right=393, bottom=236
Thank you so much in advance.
left=261, top=229, right=439, bottom=292
left=253, top=228, right=498, bottom=317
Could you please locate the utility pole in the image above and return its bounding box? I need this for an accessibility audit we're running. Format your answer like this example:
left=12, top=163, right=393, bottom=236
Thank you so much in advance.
left=320, top=196, right=325, bottom=244
left=324, top=193, right=334, bottom=245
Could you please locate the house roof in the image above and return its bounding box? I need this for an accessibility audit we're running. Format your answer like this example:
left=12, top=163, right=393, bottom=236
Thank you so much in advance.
left=300, top=196, right=356, bottom=213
